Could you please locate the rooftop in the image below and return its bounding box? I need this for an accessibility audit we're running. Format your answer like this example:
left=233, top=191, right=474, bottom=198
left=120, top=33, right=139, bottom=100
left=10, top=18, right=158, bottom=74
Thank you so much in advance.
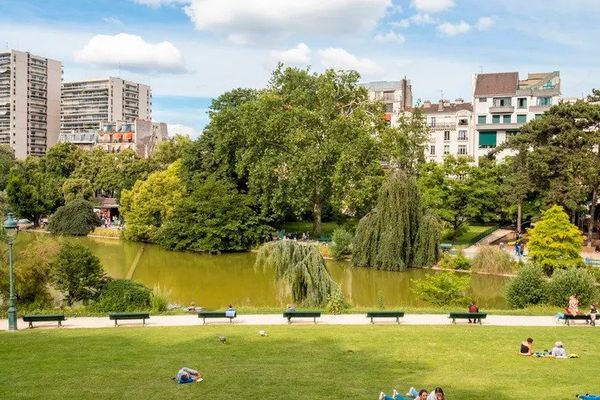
left=474, top=72, right=518, bottom=97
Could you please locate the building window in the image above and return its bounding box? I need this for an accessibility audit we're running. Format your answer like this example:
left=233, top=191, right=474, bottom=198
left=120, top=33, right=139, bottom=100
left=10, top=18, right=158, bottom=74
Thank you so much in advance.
left=458, top=130, right=467, bottom=141
left=444, top=131, right=450, bottom=141
left=492, top=115, right=500, bottom=124
left=458, top=118, right=468, bottom=126
left=543, top=80, right=554, bottom=89
left=535, top=114, right=542, bottom=119
left=385, top=103, right=393, bottom=113
left=517, top=98, right=527, bottom=108
left=429, top=145, right=435, bottom=155
left=478, top=97, right=487, bottom=102
left=443, top=145, right=450, bottom=155
left=537, top=97, right=551, bottom=106
left=478, top=115, right=486, bottom=124
left=517, top=114, right=527, bottom=124
left=430, top=117, right=436, bottom=127
left=479, top=131, right=497, bottom=149
left=503, top=114, right=511, bottom=124
left=493, top=97, right=512, bottom=107
left=383, top=91, right=395, bottom=101
left=458, top=145, right=467, bottom=155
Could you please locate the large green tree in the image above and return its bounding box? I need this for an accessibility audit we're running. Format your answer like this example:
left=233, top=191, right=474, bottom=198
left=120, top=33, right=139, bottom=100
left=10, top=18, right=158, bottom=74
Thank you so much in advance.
left=47, top=199, right=101, bottom=236
left=380, top=107, right=430, bottom=173
left=0, top=144, right=16, bottom=191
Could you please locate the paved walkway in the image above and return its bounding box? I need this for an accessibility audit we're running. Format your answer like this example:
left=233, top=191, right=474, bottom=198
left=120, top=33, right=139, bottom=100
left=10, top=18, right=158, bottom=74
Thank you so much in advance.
left=3, top=313, right=591, bottom=331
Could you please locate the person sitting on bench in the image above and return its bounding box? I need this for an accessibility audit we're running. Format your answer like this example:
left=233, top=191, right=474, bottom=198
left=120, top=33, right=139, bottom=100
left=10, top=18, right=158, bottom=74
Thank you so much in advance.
left=589, top=304, right=597, bottom=327
left=174, top=367, right=203, bottom=384
left=519, top=337, right=534, bottom=356
left=468, top=302, right=479, bottom=323
left=567, top=295, right=580, bottom=315
left=226, top=304, right=236, bottom=318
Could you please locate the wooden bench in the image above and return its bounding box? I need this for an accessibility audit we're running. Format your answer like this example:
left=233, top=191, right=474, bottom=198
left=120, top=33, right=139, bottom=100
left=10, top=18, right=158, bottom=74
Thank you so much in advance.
left=563, top=314, right=593, bottom=326
left=283, top=311, right=321, bottom=324
left=22, top=314, right=65, bottom=328
left=108, top=312, right=150, bottom=326
left=449, top=312, right=487, bottom=324
left=198, top=311, right=237, bottom=324
left=366, top=311, right=405, bottom=324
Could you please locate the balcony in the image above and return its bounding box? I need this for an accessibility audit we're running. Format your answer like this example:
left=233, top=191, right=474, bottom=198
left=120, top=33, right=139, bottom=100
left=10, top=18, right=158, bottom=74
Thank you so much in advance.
left=476, top=122, right=522, bottom=130
left=489, top=106, right=515, bottom=114
left=427, top=123, right=455, bottom=130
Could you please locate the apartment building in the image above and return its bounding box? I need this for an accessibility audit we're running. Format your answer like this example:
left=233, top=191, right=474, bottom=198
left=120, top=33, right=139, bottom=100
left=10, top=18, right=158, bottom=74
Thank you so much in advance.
left=362, top=79, right=413, bottom=124
left=58, top=118, right=168, bottom=158
left=0, top=49, right=62, bottom=159
left=473, top=71, right=561, bottom=160
left=422, top=99, right=474, bottom=163
left=61, top=77, right=151, bottom=134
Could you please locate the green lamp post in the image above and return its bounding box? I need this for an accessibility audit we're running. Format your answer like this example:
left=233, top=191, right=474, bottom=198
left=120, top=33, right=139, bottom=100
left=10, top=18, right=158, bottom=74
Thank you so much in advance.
left=4, top=212, right=19, bottom=331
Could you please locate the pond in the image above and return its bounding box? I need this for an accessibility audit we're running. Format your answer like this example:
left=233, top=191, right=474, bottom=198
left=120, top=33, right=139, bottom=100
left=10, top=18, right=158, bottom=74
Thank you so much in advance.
left=15, top=233, right=509, bottom=309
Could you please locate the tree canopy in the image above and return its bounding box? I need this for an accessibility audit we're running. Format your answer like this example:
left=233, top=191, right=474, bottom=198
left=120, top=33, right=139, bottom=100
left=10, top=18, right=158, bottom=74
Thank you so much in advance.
left=48, top=199, right=101, bottom=236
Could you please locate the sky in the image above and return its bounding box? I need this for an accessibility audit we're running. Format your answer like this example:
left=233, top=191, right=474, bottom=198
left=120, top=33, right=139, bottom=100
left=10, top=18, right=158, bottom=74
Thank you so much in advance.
left=1, top=0, right=599, bottom=138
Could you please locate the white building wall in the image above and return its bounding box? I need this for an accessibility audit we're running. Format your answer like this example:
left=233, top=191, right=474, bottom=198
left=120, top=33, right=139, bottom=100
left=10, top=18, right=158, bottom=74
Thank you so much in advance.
left=46, top=58, right=62, bottom=148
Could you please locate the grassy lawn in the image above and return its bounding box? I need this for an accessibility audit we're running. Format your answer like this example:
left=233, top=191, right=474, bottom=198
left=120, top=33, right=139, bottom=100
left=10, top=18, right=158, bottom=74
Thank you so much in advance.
left=1, top=325, right=598, bottom=399
left=446, top=225, right=498, bottom=248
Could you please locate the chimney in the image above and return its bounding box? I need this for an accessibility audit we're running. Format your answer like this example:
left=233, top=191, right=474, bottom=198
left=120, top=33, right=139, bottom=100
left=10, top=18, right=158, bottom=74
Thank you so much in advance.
left=438, top=100, right=444, bottom=111
left=455, top=98, right=464, bottom=104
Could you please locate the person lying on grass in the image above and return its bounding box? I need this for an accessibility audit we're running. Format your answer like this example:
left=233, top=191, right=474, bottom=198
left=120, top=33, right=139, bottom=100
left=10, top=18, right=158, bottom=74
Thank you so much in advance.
left=173, top=367, right=203, bottom=384
left=379, top=387, right=442, bottom=400
left=519, top=337, right=533, bottom=356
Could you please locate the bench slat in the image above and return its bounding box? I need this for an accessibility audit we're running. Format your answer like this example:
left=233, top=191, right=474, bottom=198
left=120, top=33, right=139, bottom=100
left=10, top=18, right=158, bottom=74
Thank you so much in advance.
left=108, top=312, right=150, bottom=326
left=283, top=311, right=321, bottom=324
left=448, top=312, right=487, bottom=325
left=366, top=311, right=405, bottom=324
left=23, top=314, right=65, bottom=328
left=197, top=311, right=236, bottom=324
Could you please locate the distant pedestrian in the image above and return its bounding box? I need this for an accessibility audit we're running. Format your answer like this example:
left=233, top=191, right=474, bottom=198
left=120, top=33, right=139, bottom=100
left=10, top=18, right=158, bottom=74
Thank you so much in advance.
left=514, top=242, right=520, bottom=256
left=519, top=243, right=525, bottom=257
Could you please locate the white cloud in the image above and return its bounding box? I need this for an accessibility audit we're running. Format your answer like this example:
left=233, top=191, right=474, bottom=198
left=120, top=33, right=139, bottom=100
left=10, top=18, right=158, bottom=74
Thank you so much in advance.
left=132, top=0, right=189, bottom=7
left=74, top=33, right=186, bottom=73
left=167, top=123, right=201, bottom=138
left=227, top=34, right=252, bottom=45
left=184, top=0, right=391, bottom=43
left=392, top=13, right=435, bottom=28
left=411, top=0, right=454, bottom=13
left=476, top=16, right=495, bottom=31
left=437, top=21, right=471, bottom=36
left=374, top=31, right=406, bottom=44
left=318, top=48, right=381, bottom=75
left=102, top=17, right=123, bottom=25
left=270, top=43, right=311, bottom=65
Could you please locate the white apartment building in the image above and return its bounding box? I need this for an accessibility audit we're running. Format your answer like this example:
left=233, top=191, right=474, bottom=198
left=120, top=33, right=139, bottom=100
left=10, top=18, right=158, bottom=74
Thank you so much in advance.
left=362, top=79, right=413, bottom=124
left=61, top=77, right=151, bottom=134
left=421, top=99, right=475, bottom=163
left=0, top=49, right=62, bottom=159
left=473, top=71, right=561, bottom=160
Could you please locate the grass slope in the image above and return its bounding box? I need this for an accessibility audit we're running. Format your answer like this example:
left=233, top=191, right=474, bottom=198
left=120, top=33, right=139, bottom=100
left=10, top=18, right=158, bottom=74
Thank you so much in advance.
left=1, top=325, right=598, bottom=399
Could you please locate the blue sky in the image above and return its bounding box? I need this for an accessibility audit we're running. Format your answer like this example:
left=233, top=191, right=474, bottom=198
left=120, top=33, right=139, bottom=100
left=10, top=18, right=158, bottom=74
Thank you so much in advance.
left=2, top=0, right=599, bottom=137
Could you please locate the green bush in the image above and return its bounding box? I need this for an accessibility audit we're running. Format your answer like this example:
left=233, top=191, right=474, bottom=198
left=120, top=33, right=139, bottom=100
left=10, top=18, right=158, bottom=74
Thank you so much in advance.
left=151, top=284, right=171, bottom=313
left=505, top=264, right=547, bottom=308
left=438, top=251, right=471, bottom=270
left=330, top=228, right=353, bottom=260
left=472, top=246, right=515, bottom=274
left=325, top=285, right=349, bottom=314
left=94, top=279, right=152, bottom=312
left=412, top=272, right=470, bottom=306
left=546, top=268, right=597, bottom=308
left=48, top=199, right=101, bottom=236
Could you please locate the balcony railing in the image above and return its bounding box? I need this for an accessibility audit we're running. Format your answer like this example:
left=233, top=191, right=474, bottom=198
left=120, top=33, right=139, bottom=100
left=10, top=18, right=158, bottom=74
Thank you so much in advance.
left=489, top=106, right=515, bottom=114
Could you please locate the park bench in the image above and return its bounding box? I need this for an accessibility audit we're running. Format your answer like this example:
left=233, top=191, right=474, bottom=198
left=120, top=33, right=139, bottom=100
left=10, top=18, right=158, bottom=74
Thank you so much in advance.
left=584, top=257, right=600, bottom=267
left=108, top=312, right=150, bottom=326
left=22, top=314, right=65, bottom=328
left=366, top=311, right=405, bottom=324
left=449, top=312, right=487, bottom=324
left=283, top=310, right=321, bottom=324
left=198, top=311, right=237, bottom=324
left=563, top=314, right=594, bottom=326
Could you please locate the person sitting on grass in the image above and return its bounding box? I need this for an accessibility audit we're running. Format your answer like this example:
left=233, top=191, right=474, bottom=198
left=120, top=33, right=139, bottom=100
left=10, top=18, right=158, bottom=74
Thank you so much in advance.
left=519, top=337, right=534, bottom=356
left=173, top=367, right=203, bottom=384
left=427, top=387, right=445, bottom=400
left=549, top=341, right=566, bottom=357
left=379, top=388, right=429, bottom=400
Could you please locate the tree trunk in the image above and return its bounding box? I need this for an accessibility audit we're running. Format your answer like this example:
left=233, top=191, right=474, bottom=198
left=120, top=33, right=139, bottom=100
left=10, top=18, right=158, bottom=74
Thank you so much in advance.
left=516, top=201, right=522, bottom=233
left=589, top=187, right=598, bottom=246
left=313, top=193, right=322, bottom=237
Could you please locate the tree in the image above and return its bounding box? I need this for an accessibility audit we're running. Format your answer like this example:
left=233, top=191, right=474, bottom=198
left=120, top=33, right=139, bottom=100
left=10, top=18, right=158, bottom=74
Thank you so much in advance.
left=505, top=264, right=547, bottom=308
left=42, top=142, right=84, bottom=179
left=48, top=199, right=101, bottom=236
left=353, top=171, right=440, bottom=271
left=158, top=177, right=267, bottom=252
left=418, top=156, right=500, bottom=237
left=380, top=107, right=430, bottom=173
left=0, top=144, right=15, bottom=191
left=150, top=135, right=192, bottom=170
left=62, top=178, right=94, bottom=202
left=412, top=273, right=470, bottom=306
left=527, top=205, right=584, bottom=275
left=256, top=240, right=336, bottom=306
left=546, top=268, right=597, bottom=308
left=50, top=242, right=106, bottom=305
left=120, top=161, right=185, bottom=242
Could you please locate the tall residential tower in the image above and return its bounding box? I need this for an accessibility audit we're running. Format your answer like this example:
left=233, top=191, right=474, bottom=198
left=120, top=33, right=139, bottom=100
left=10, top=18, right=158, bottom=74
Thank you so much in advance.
left=0, top=49, right=62, bottom=159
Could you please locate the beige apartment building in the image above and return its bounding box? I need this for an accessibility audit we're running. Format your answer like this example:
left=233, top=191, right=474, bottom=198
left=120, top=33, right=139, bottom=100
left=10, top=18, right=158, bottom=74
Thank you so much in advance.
left=0, top=49, right=62, bottom=159
left=362, top=79, right=413, bottom=124
left=61, top=77, right=151, bottom=134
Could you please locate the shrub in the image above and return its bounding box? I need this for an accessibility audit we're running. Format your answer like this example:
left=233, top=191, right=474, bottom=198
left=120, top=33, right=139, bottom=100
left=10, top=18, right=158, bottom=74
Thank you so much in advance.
left=94, top=279, right=152, bottom=312
left=50, top=242, right=106, bottom=305
left=151, top=284, right=171, bottom=313
left=438, top=251, right=471, bottom=270
left=471, top=246, right=515, bottom=274
left=546, top=268, right=597, bottom=308
left=330, top=228, right=353, bottom=260
left=48, top=199, right=101, bottom=236
left=505, top=264, right=547, bottom=308
left=412, top=272, right=470, bottom=306
left=325, top=285, right=349, bottom=314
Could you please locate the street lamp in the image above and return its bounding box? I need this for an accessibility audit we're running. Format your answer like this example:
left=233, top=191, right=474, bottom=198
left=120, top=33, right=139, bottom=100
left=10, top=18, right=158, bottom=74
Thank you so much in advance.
left=3, top=212, right=19, bottom=331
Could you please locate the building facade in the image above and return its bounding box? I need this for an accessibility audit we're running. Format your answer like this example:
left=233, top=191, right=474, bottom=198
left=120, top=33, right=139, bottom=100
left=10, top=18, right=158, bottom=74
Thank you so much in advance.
left=58, top=118, right=168, bottom=158
left=61, top=77, right=151, bottom=134
left=0, top=49, right=62, bottom=159
left=473, top=71, right=561, bottom=160
left=421, top=99, right=475, bottom=163
left=362, top=79, right=413, bottom=124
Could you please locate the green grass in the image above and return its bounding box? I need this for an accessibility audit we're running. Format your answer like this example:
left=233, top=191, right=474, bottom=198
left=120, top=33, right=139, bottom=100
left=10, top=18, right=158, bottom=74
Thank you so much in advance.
left=446, top=225, right=498, bottom=248
left=1, top=325, right=598, bottom=399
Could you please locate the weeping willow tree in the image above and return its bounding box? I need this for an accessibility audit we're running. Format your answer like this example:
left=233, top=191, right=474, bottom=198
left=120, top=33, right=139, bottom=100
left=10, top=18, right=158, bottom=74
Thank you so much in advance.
left=353, top=172, right=440, bottom=271
left=256, top=240, right=336, bottom=306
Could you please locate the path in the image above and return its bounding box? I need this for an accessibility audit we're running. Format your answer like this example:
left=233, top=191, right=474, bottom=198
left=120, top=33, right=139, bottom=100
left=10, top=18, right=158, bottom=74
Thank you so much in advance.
left=2, top=313, right=583, bottom=331
left=462, top=228, right=513, bottom=258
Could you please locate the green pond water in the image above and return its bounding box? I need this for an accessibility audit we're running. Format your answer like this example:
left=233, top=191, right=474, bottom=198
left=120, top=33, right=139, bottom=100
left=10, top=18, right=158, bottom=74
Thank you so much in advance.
left=16, top=233, right=509, bottom=309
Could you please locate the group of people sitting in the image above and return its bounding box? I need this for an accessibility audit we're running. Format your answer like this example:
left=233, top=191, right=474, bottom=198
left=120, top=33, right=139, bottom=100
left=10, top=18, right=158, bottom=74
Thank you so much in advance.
left=379, top=387, right=445, bottom=400
left=555, top=295, right=598, bottom=326
left=519, top=337, right=572, bottom=358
